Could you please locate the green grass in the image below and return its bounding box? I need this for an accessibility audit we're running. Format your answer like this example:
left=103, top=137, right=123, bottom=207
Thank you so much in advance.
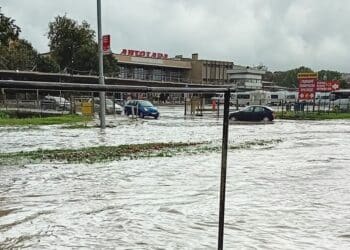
left=0, top=139, right=283, bottom=165
left=0, top=142, right=202, bottom=164
left=0, top=114, right=91, bottom=126
left=276, top=111, right=350, bottom=120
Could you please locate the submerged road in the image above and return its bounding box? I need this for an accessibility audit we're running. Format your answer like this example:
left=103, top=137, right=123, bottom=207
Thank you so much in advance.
left=1, top=106, right=350, bottom=249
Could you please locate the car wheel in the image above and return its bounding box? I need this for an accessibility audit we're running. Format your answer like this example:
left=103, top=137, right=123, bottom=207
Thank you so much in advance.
left=139, top=112, right=144, bottom=118
left=155, top=115, right=159, bottom=119
left=230, top=116, right=236, bottom=121
left=262, top=116, right=270, bottom=122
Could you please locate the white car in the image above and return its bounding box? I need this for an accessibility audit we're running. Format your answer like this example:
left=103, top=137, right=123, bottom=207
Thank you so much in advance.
left=91, top=98, right=123, bottom=114
left=42, top=95, right=71, bottom=111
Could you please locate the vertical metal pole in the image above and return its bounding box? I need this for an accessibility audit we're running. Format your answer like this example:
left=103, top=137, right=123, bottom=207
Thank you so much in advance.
left=218, top=89, right=230, bottom=250
left=36, top=89, right=39, bottom=109
left=97, top=0, right=106, bottom=128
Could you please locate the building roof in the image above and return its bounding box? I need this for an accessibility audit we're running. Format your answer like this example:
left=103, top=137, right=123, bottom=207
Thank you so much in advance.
left=227, top=65, right=266, bottom=75
left=113, top=54, right=192, bottom=69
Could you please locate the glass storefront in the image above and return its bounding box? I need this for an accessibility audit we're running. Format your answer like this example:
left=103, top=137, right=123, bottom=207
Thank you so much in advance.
left=119, top=65, right=189, bottom=82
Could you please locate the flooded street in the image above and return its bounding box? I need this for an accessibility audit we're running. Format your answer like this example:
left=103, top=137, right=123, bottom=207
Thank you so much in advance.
left=1, top=106, right=350, bottom=249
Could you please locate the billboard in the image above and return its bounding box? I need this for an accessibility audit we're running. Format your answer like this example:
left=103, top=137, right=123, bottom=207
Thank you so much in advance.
left=298, top=73, right=318, bottom=100
left=298, top=78, right=317, bottom=99
left=316, top=80, right=340, bottom=92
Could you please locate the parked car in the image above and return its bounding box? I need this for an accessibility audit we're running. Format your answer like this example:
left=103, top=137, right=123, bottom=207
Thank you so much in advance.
left=124, top=100, right=159, bottom=119
left=42, top=95, right=70, bottom=111
left=229, top=105, right=275, bottom=122
left=91, top=97, right=123, bottom=114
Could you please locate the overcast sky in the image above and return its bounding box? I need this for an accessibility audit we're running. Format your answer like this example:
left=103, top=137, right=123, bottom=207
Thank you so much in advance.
left=1, top=0, right=349, bottom=72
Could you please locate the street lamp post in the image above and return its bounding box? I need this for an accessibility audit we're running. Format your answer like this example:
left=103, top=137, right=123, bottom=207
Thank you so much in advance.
left=97, top=0, right=106, bottom=128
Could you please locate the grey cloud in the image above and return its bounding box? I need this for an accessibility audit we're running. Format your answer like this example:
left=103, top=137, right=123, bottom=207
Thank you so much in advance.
left=1, top=0, right=349, bottom=72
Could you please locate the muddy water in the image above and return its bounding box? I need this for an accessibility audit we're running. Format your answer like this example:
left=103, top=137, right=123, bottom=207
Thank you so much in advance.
left=1, top=106, right=350, bottom=249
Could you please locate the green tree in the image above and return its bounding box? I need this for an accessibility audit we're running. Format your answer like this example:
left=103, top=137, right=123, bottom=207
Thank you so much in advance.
left=0, top=7, right=21, bottom=46
left=36, top=55, right=60, bottom=72
left=273, top=66, right=313, bottom=88
left=0, top=39, right=37, bottom=70
left=48, top=15, right=96, bottom=72
left=47, top=15, right=118, bottom=75
left=317, top=70, right=342, bottom=81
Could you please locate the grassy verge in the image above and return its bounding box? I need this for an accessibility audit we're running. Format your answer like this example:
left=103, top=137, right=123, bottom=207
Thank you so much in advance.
left=0, top=142, right=202, bottom=164
left=0, top=114, right=91, bottom=126
left=0, top=139, right=282, bottom=164
left=276, top=111, right=350, bottom=120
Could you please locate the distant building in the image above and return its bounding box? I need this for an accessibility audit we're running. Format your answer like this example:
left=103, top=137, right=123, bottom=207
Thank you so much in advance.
left=227, top=65, right=266, bottom=89
left=114, top=51, right=234, bottom=85
left=176, top=53, right=233, bottom=85
left=113, top=49, right=192, bottom=82
left=39, top=49, right=235, bottom=85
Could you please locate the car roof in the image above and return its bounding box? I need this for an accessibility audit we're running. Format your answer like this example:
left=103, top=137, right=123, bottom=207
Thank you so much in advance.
left=246, top=105, right=274, bottom=111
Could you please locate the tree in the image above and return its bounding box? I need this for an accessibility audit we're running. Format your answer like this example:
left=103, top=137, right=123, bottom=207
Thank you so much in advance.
left=36, top=55, right=60, bottom=73
left=0, top=39, right=37, bottom=70
left=48, top=15, right=96, bottom=71
left=273, top=66, right=313, bottom=88
left=0, top=7, right=21, bottom=46
left=317, top=70, right=342, bottom=81
left=47, top=15, right=119, bottom=75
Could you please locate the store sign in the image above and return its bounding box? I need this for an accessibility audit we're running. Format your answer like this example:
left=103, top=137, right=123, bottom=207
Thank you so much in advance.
left=297, top=72, right=318, bottom=79
left=103, top=35, right=111, bottom=54
left=298, top=73, right=318, bottom=100
left=121, top=49, right=168, bottom=59
left=316, top=80, right=340, bottom=92
left=298, top=78, right=317, bottom=99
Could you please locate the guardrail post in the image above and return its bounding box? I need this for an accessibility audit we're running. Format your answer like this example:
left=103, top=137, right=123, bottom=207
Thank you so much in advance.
left=218, top=88, right=230, bottom=250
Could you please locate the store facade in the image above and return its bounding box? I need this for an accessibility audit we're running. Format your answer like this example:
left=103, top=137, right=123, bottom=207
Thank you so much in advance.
left=113, top=49, right=192, bottom=83
left=113, top=50, right=234, bottom=85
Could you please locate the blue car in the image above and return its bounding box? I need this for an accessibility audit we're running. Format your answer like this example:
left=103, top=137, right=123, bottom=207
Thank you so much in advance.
left=124, top=100, right=159, bottom=119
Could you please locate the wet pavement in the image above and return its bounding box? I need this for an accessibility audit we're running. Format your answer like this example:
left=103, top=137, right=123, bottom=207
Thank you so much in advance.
left=1, top=106, right=350, bottom=249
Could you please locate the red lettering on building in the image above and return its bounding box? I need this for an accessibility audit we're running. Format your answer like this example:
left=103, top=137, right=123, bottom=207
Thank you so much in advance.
left=127, top=50, right=135, bottom=56
left=121, top=49, right=127, bottom=55
left=121, top=49, right=169, bottom=59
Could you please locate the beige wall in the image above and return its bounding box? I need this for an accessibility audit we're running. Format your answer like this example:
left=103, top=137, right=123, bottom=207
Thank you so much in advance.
left=113, top=54, right=192, bottom=69
left=200, top=61, right=233, bottom=85
left=113, top=53, right=233, bottom=85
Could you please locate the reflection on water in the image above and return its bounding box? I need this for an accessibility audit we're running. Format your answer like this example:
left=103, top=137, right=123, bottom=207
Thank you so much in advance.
left=1, top=106, right=350, bottom=249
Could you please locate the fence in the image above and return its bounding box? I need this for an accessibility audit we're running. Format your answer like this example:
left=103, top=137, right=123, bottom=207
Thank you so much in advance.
left=271, top=99, right=350, bottom=116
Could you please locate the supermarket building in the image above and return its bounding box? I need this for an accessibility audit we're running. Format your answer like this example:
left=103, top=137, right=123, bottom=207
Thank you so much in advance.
left=113, top=49, right=234, bottom=85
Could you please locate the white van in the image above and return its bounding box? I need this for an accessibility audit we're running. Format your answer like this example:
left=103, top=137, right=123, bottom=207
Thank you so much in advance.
left=231, top=90, right=271, bottom=106
left=269, top=91, right=297, bottom=105
left=330, top=90, right=350, bottom=111
left=315, top=92, right=331, bottom=106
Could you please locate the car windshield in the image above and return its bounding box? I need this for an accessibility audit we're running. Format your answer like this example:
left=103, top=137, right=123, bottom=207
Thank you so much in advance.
left=139, top=101, right=153, bottom=107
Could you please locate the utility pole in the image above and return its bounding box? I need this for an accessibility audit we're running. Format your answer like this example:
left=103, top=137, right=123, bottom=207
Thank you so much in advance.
left=97, top=0, right=106, bottom=128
